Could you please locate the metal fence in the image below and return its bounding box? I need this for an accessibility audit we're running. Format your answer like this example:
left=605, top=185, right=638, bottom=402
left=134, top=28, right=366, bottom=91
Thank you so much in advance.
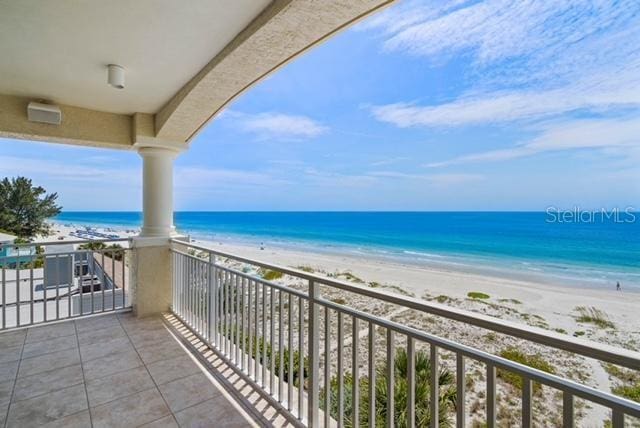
left=170, top=239, right=640, bottom=428
left=0, top=238, right=131, bottom=330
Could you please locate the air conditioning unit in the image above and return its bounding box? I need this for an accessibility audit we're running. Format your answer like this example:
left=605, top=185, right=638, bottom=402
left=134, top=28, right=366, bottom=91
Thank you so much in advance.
left=27, top=102, right=62, bottom=125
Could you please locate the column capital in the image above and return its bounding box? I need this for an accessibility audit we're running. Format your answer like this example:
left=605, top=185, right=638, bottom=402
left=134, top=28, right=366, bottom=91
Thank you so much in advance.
left=132, top=112, right=187, bottom=153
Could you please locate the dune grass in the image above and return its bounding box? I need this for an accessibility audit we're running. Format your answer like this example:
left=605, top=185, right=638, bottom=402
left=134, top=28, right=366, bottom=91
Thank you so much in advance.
left=574, top=306, right=615, bottom=329
left=497, top=347, right=555, bottom=393
left=467, top=291, right=490, bottom=300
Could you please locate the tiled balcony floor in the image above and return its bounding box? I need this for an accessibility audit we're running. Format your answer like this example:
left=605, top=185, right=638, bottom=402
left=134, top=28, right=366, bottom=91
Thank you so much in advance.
left=0, top=312, right=296, bottom=427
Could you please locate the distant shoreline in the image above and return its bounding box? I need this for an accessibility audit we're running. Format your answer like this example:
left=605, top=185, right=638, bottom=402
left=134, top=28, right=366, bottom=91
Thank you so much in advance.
left=48, top=217, right=639, bottom=292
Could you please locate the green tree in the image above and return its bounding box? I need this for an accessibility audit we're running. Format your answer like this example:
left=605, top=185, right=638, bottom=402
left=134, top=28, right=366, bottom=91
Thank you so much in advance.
left=0, top=177, right=61, bottom=238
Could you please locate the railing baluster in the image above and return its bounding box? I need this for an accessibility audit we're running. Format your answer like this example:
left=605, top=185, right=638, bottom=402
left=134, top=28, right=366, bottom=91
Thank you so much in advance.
left=387, top=329, right=395, bottom=428
left=248, top=277, right=253, bottom=375
left=308, top=280, right=319, bottom=427
left=279, top=290, right=285, bottom=402
left=111, top=252, right=115, bottom=312
left=431, top=345, right=439, bottom=428
left=255, top=279, right=260, bottom=382
left=407, top=336, right=415, bottom=428
left=612, top=409, right=624, bottom=428
left=563, top=392, right=573, bottom=427
left=241, top=276, right=246, bottom=371
left=368, top=321, right=375, bottom=427
left=16, top=252, right=20, bottom=326
left=270, top=284, right=276, bottom=395
left=456, top=354, right=465, bottom=428
left=522, top=376, right=532, bottom=428
left=324, top=306, right=331, bottom=428
left=337, top=311, right=344, bottom=428
left=2, top=265, right=5, bottom=329
left=80, top=252, right=85, bottom=317
left=352, top=317, right=360, bottom=428
left=122, top=248, right=126, bottom=309
left=101, top=251, right=105, bottom=313
left=262, top=284, right=267, bottom=388
left=298, top=295, right=304, bottom=420
left=486, top=363, right=496, bottom=428
left=288, top=292, right=293, bottom=411
left=30, top=253, right=34, bottom=323
left=236, top=273, right=241, bottom=365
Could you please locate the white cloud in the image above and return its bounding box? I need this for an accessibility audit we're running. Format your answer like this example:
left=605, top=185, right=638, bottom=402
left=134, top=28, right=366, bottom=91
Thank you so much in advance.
left=0, top=155, right=138, bottom=184
left=226, top=111, right=328, bottom=140
left=367, top=170, right=483, bottom=185
left=426, top=117, right=640, bottom=167
left=367, top=0, right=640, bottom=127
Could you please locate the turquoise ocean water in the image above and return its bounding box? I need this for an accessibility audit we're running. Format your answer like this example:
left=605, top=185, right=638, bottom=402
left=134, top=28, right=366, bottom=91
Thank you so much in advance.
left=53, top=211, right=639, bottom=290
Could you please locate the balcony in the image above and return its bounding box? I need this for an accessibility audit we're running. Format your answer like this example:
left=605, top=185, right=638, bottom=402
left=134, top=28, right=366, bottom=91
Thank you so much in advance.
left=2, top=239, right=638, bottom=427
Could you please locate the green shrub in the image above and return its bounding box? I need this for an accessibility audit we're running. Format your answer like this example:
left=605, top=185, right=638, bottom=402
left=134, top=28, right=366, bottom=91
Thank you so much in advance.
left=296, top=265, right=315, bottom=273
left=467, top=292, right=490, bottom=300
left=497, top=347, right=555, bottom=393
left=612, top=384, right=640, bottom=402
left=260, top=269, right=284, bottom=281
left=321, top=347, right=456, bottom=427
left=574, top=306, right=615, bottom=329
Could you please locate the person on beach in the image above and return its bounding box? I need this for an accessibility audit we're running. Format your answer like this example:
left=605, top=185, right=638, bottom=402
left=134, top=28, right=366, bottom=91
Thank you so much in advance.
left=616, top=281, right=621, bottom=291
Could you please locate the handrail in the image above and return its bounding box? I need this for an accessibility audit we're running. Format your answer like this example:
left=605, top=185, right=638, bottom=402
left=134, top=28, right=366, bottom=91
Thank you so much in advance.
left=171, top=238, right=640, bottom=370
left=0, top=237, right=130, bottom=249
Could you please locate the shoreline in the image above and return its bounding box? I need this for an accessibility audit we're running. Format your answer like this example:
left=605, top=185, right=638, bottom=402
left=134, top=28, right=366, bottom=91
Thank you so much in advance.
left=48, top=220, right=639, bottom=293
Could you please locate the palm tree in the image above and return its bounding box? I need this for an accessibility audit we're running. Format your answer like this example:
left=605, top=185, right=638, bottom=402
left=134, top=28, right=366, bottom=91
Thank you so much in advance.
left=322, top=347, right=457, bottom=427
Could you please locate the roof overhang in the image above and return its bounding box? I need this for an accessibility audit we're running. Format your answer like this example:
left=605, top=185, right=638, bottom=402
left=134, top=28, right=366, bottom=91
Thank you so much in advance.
left=0, top=0, right=394, bottom=151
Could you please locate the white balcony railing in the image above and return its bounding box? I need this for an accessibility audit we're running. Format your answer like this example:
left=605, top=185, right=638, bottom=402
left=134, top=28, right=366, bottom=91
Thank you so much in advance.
left=170, top=239, right=640, bottom=428
left=0, top=239, right=132, bottom=330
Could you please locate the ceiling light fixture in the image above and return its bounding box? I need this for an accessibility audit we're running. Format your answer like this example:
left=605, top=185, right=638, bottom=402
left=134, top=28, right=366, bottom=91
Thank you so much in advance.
left=107, top=64, right=125, bottom=89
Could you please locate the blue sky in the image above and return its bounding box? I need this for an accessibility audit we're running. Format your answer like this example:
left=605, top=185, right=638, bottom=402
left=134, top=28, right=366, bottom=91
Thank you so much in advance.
left=1, top=0, right=639, bottom=211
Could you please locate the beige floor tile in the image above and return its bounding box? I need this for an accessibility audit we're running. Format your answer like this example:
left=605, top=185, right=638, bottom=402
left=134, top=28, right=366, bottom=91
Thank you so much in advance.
left=159, top=372, right=220, bottom=413
left=41, top=410, right=92, bottom=428
left=146, top=354, right=201, bottom=386
left=6, top=384, right=88, bottom=428
left=82, top=349, right=143, bottom=381
left=0, top=346, right=23, bottom=364
left=18, top=348, right=80, bottom=378
left=0, top=360, right=19, bottom=383
left=0, top=400, right=9, bottom=427
left=79, top=335, right=134, bottom=362
left=174, top=397, right=253, bottom=428
left=75, top=314, right=121, bottom=333
left=12, top=364, right=83, bottom=402
left=90, top=388, right=171, bottom=428
left=86, top=366, right=155, bottom=407
left=77, top=324, right=127, bottom=347
left=139, top=414, right=179, bottom=427
left=135, top=339, right=185, bottom=365
left=0, top=330, right=26, bottom=348
left=25, top=322, right=76, bottom=344
left=21, top=335, right=77, bottom=359
left=0, top=379, right=14, bottom=405
left=128, top=329, right=173, bottom=349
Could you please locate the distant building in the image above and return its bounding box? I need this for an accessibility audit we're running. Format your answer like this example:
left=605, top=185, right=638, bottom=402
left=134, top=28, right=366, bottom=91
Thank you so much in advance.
left=0, top=232, right=36, bottom=268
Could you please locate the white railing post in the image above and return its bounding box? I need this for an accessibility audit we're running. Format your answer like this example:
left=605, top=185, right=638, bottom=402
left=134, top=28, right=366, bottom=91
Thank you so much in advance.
left=308, top=280, right=320, bottom=427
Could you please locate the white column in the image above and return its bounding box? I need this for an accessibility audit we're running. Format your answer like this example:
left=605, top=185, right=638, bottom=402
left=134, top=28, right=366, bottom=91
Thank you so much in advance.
left=137, top=146, right=179, bottom=237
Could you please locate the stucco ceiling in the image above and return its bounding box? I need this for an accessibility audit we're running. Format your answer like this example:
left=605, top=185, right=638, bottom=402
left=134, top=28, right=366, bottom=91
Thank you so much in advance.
left=0, top=0, right=271, bottom=115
